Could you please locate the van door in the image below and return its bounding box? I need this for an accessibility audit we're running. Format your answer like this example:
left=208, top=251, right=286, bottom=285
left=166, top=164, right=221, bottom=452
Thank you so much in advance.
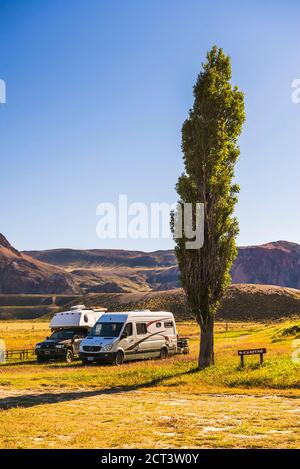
left=119, top=322, right=135, bottom=360
left=133, top=322, right=149, bottom=357
left=135, top=322, right=163, bottom=358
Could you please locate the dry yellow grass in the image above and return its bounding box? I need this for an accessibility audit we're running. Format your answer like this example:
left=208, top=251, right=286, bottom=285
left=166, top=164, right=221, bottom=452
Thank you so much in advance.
left=1, top=388, right=299, bottom=449
left=0, top=321, right=49, bottom=350
left=0, top=319, right=299, bottom=448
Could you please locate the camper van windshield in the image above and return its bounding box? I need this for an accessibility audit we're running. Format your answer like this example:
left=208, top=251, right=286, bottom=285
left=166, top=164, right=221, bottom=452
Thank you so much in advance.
left=89, top=322, right=123, bottom=338
left=50, top=330, right=75, bottom=340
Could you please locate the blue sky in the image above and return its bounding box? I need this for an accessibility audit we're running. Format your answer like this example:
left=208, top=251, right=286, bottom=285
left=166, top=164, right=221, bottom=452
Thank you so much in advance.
left=0, top=0, right=300, bottom=251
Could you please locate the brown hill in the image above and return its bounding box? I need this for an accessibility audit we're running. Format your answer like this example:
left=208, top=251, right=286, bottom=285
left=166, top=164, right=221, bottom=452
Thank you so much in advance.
left=62, top=284, right=300, bottom=322
left=0, top=234, right=79, bottom=294
left=231, top=241, right=300, bottom=289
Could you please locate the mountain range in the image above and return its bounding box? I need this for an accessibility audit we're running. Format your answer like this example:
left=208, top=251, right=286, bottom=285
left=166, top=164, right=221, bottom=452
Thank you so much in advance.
left=1, top=233, right=300, bottom=294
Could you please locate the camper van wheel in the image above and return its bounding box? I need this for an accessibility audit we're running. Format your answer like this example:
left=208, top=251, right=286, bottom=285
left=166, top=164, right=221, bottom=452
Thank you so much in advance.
left=114, top=351, right=124, bottom=366
left=65, top=349, right=74, bottom=363
left=160, top=347, right=168, bottom=360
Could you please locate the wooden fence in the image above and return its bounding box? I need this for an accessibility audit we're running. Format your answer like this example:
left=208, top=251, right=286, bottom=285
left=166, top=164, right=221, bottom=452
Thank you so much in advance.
left=3, top=348, right=35, bottom=362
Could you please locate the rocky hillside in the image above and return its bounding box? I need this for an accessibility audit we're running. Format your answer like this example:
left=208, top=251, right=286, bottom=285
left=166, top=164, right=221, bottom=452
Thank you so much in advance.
left=0, top=234, right=79, bottom=294
left=25, top=240, right=300, bottom=292
left=231, top=241, right=300, bottom=289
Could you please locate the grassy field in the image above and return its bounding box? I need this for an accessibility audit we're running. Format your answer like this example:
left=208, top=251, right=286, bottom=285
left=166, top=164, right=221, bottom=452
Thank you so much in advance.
left=0, top=320, right=299, bottom=448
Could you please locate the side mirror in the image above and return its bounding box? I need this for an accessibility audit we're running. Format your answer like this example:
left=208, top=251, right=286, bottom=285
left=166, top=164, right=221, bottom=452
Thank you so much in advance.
left=121, top=331, right=128, bottom=340
left=46, top=337, right=49, bottom=340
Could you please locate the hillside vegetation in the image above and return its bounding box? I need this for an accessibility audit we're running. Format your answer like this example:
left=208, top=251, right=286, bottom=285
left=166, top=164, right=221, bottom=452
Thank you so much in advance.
left=65, top=284, right=300, bottom=322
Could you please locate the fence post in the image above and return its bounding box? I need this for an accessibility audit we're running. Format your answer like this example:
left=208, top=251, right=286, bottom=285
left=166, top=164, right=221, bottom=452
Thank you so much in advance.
left=260, top=353, right=263, bottom=365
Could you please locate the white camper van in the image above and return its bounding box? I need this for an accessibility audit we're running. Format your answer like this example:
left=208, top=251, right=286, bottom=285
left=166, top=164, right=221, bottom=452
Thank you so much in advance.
left=79, top=310, right=179, bottom=365
left=35, top=305, right=107, bottom=363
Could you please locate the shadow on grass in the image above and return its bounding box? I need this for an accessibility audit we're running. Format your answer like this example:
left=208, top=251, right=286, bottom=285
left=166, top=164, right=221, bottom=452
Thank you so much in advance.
left=1, top=359, right=83, bottom=368
left=0, top=360, right=37, bottom=367
left=0, top=367, right=200, bottom=411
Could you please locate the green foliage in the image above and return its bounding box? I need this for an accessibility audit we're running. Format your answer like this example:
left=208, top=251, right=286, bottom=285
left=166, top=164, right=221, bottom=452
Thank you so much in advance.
left=173, top=46, right=245, bottom=330
left=272, top=324, right=300, bottom=340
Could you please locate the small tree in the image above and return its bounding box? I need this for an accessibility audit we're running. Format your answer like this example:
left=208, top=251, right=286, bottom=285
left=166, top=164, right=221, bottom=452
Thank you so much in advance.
left=172, top=46, right=245, bottom=369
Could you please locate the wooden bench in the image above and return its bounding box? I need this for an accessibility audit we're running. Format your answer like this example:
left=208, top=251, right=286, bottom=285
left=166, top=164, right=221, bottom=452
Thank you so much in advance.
left=238, top=348, right=266, bottom=367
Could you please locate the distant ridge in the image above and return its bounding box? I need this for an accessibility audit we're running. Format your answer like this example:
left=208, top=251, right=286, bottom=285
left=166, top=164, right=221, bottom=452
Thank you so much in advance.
left=25, top=239, right=300, bottom=292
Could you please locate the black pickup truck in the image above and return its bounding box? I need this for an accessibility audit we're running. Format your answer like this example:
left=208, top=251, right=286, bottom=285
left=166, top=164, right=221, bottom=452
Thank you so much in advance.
left=35, top=327, right=87, bottom=363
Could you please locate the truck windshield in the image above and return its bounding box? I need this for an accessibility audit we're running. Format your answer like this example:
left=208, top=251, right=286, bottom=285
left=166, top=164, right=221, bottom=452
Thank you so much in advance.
left=50, top=330, right=75, bottom=340
left=89, top=322, right=123, bottom=338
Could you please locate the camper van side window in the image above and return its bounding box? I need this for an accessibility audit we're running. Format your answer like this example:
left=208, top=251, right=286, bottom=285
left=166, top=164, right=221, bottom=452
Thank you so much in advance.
left=136, top=323, right=147, bottom=335
left=164, top=321, right=174, bottom=329
left=156, top=322, right=162, bottom=328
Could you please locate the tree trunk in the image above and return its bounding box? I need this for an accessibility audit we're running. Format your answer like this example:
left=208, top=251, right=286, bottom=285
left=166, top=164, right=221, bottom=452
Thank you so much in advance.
left=198, top=315, right=214, bottom=369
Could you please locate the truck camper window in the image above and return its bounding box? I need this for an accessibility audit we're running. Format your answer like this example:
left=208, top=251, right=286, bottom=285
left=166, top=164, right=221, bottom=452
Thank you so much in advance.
left=136, top=323, right=147, bottom=335
left=89, top=322, right=123, bottom=338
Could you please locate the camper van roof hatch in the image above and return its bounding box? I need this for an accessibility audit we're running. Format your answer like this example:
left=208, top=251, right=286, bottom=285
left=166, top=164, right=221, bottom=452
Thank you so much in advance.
left=92, top=307, right=108, bottom=312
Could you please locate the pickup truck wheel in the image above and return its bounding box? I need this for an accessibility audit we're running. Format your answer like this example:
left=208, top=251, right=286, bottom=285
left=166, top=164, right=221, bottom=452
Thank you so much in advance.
left=65, top=349, right=74, bottom=363
left=114, top=351, right=124, bottom=366
left=160, top=347, right=168, bottom=360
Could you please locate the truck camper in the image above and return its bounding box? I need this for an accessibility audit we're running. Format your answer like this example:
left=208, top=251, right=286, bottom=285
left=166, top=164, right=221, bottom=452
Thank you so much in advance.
left=35, top=305, right=107, bottom=363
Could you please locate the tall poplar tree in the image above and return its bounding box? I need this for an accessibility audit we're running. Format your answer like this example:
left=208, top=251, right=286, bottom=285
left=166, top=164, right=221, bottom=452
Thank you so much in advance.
left=173, top=46, right=245, bottom=368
